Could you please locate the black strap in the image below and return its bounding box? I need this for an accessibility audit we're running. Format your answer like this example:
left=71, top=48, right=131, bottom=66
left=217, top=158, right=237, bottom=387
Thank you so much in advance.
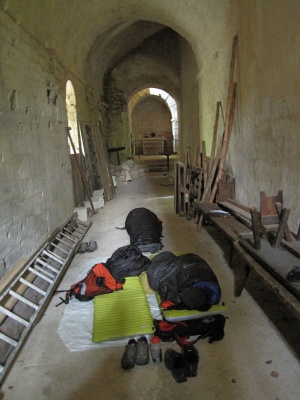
left=55, top=296, right=69, bottom=307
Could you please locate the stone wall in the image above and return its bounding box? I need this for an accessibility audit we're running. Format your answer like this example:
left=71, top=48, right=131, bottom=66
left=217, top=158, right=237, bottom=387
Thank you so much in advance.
left=0, top=11, right=80, bottom=276
left=227, top=0, right=300, bottom=232
left=132, top=96, right=172, bottom=140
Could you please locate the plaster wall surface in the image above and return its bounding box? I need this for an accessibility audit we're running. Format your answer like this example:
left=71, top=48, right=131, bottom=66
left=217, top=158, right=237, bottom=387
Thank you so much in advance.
left=179, top=37, right=200, bottom=161
left=0, top=0, right=228, bottom=77
left=0, top=11, right=76, bottom=273
left=132, top=97, right=172, bottom=140
left=226, top=0, right=300, bottom=232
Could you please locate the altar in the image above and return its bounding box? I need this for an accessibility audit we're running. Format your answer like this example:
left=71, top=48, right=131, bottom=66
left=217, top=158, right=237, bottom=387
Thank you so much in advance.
left=142, top=138, right=164, bottom=155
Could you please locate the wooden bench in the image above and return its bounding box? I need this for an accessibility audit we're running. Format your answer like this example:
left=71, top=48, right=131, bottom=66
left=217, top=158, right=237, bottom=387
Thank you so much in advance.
left=193, top=201, right=300, bottom=319
left=234, top=239, right=300, bottom=319
left=193, top=201, right=253, bottom=263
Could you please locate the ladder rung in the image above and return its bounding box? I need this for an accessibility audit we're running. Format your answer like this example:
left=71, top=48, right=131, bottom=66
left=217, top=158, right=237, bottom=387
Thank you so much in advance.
left=27, top=266, right=54, bottom=284
left=63, top=227, right=81, bottom=238
left=42, top=250, right=64, bottom=264
left=75, top=226, right=86, bottom=233
left=36, top=257, right=60, bottom=271
left=68, top=222, right=86, bottom=233
left=9, top=290, right=39, bottom=310
left=33, top=263, right=56, bottom=279
left=0, top=305, right=29, bottom=326
left=60, top=232, right=77, bottom=243
left=55, top=235, right=75, bottom=248
left=51, top=242, right=70, bottom=255
left=19, top=278, right=47, bottom=296
left=0, top=332, right=18, bottom=347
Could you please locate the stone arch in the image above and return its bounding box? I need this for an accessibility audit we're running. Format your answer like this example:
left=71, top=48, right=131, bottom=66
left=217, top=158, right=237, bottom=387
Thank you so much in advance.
left=128, top=88, right=178, bottom=155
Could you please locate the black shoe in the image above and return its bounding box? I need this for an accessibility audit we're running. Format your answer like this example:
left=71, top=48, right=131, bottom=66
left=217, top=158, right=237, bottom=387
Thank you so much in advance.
left=121, top=339, right=137, bottom=369
left=182, top=345, right=199, bottom=377
left=164, top=349, right=187, bottom=383
left=136, top=336, right=150, bottom=366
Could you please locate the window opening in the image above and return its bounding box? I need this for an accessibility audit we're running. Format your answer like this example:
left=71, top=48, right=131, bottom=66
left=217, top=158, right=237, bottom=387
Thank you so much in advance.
left=66, top=80, right=83, bottom=154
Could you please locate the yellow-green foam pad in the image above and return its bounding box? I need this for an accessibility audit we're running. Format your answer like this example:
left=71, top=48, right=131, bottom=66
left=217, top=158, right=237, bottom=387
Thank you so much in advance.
left=93, top=276, right=155, bottom=342
left=156, top=292, right=227, bottom=322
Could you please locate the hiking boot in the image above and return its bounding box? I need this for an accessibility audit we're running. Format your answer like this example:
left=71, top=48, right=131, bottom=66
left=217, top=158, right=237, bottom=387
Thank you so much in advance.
left=86, top=240, right=98, bottom=252
left=136, top=336, right=150, bottom=366
left=78, top=242, right=89, bottom=254
left=182, top=345, right=199, bottom=377
left=164, top=349, right=187, bottom=383
left=121, top=339, right=137, bottom=369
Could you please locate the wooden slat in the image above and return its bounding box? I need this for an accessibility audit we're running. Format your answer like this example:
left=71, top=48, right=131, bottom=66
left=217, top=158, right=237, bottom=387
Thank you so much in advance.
left=219, top=200, right=251, bottom=221
left=209, top=35, right=238, bottom=202
left=250, top=207, right=261, bottom=250
left=202, top=141, right=208, bottom=188
left=272, top=208, right=290, bottom=248
left=90, top=124, right=116, bottom=202
left=239, top=237, right=300, bottom=301
left=260, top=190, right=283, bottom=225
left=233, top=241, right=300, bottom=320
left=208, top=101, right=221, bottom=175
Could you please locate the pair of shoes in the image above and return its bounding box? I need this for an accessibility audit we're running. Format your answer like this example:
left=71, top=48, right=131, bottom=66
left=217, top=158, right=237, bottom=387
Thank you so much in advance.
left=121, top=337, right=150, bottom=370
left=164, top=345, right=199, bottom=383
left=78, top=241, right=98, bottom=254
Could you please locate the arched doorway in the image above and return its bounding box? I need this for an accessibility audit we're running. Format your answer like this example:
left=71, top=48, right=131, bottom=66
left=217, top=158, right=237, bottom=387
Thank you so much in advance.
left=129, top=88, right=178, bottom=157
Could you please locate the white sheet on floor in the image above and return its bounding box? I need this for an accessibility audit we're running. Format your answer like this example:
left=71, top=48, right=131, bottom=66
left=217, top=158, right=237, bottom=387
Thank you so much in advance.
left=57, top=257, right=161, bottom=352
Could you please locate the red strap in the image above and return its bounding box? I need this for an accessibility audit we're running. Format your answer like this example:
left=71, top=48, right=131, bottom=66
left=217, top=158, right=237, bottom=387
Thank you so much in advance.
left=161, top=300, right=175, bottom=309
left=175, top=333, right=202, bottom=346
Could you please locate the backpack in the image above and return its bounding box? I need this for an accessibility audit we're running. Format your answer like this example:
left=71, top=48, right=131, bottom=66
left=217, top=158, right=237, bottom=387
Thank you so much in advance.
left=56, top=263, right=124, bottom=305
left=153, top=314, right=226, bottom=346
left=104, top=244, right=151, bottom=282
left=125, top=208, right=164, bottom=252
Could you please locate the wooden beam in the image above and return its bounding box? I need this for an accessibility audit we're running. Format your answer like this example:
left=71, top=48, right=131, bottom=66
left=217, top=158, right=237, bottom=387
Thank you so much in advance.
left=90, top=123, right=116, bottom=202
left=202, top=141, right=208, bottom=188
left=209, top=35, right=238, bottom=202
left=250, top=207, right=261, bottom=250
left=272, top=208, right=291, bottom=248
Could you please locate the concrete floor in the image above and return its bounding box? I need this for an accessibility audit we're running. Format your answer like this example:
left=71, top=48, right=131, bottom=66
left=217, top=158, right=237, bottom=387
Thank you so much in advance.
left=1, top=171, right=300, bottom=400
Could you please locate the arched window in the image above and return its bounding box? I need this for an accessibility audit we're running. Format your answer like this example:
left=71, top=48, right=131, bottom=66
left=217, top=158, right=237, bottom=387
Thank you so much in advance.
left=66, top=80, right=80, bottom=154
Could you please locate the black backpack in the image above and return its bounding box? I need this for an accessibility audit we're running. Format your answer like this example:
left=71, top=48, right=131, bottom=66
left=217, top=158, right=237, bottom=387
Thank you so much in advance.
left=104, top=244, right=151, bottom=282
left=154, top=314, right=226, bottom=346
left=125, top=207, right=164, bottom=253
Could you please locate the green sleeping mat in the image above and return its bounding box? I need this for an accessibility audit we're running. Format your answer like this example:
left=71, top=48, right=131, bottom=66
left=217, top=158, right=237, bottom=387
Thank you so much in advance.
left=150, top=251, right=228, bottom=322
left=92, top=276, right=155, bottom=342
left=156, top=292, right=227, bottom=322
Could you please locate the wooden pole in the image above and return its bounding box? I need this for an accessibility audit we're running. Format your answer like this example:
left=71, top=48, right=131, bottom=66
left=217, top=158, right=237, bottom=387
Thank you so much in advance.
left=67, top=128, right=97, bottom=214
left=209, top=82, right=237, bottom=202
left=208, top=35, right=238, bottom=202
left=208, top=101, right=221, bottom=175
left=90, top=123, right=116, bottom=201
left=202, top=140, right=208, bottom=188
left=200, top=138, right=223, bottom=203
